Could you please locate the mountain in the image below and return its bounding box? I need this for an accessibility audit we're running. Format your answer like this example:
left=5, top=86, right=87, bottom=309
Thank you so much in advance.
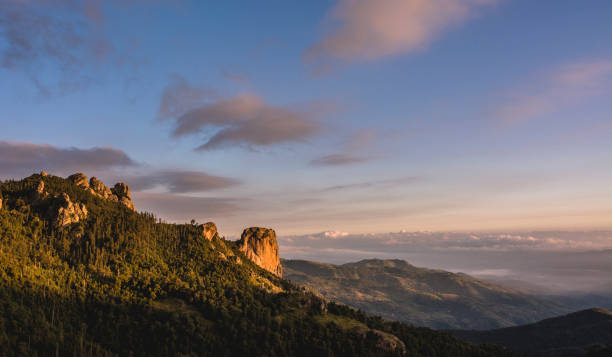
left=452, top=308, right=612, bottom=356
left=282, top=258, right=571, bottom=329
left=0, top=172, right=515, bottom=356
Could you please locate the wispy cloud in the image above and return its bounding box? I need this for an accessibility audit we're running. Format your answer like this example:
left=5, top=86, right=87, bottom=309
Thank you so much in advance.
left=127, top=170, right=240, bottom=193
left=0, top=0, right=138, bottom=94
left=320, top=176, right=422, bottom=192
left=132, top=192, right=241, bottom=221
left=304, top=0, right=497, bottom=67
left=311, top=129, right=379, bottom=166
left=493, top=59, right=612, bottom=125
left=0, top=141, right=136, bottom=179
left=310, top=153, right=366, bottom=166
left=159, top=76, right=322, bottom=151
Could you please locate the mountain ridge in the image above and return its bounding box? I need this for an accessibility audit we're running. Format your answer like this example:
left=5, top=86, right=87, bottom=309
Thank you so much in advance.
left=283, top=258, right=572, bottom=329
left=452, top=308, right=612, bottom=356
left=0, top=172, right=514, bottom=356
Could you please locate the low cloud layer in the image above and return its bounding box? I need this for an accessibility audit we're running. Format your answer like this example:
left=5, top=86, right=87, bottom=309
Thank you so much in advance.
left=127, top=170, right=239, bottom=193
left=279, top=230, right=612, bottom=293
left=0, top=141, right=135, bottom=179
left=159, top=76, right=321, bottom=151
left=304, top=0, right=496, bottom=64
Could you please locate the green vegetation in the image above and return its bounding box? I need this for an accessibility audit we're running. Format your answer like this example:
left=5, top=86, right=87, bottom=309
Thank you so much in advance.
left=283, top=258, right=570, bottom=329
left=453, top=308, right=612, bottom=356
left=0, top=173, right=515, bottom=356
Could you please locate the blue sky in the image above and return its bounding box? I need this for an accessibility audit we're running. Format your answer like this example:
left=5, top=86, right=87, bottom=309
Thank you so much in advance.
left=1, top=0, right=611, bottom=236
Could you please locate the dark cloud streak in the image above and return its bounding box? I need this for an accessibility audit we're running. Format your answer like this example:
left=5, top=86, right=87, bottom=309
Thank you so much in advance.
left=0, top=141, right=136, bottom=179
left=159, top=77, right=321, bottom=151
left=128, top=170, right=240, bottom=193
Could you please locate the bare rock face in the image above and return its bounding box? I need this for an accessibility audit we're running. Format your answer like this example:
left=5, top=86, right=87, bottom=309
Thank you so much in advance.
left=40, top=171, right=48, bottom=177
left=66, top=173, right=134, bottom=210
left=89, top=177, right=115, bottom=200
left=51, top=193, right=88, bottom=226
left=68, top=173, right=89, bottom=189
left=200, top=222, right=218, bottom=241
left=111, top=183, right=134, bottom=210
left=0, top=196, right=3, bottom=210
left=237, top=227, right=282, bottom=277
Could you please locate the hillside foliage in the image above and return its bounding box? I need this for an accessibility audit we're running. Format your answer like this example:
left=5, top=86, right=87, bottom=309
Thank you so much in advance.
left=0, top=173, right=514, bottom=356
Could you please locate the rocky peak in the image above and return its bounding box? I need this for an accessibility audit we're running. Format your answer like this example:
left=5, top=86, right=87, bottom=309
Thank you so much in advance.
left=111, top=182, right=134, bottom=211
left=68, top=173, right=89, bottom=189
left=64, top=173, right=135, bottom=211
left=199, top=222, right=218, bottom=241
left=237, top=227, right=282, bottom=277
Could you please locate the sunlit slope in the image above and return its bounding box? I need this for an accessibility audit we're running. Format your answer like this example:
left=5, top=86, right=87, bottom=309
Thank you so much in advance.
left=283, top=258, right=570, bottom=329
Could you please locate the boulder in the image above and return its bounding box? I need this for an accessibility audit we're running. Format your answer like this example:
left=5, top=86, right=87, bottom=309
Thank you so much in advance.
left=200, top=222, right=218, bottom=241
left=68, top=173, right=89, bottom=189
left=111, top=183, right=134, bottom=210
left=237, top=227, right=282, bottom=277
left=40, top=171, right=48, bottom=177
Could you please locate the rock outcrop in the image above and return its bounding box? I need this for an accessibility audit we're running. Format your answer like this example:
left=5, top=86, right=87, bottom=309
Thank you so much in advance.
left=65, top=173, right=135, bottom=211
left=200, top=222, right=218, bottom=241
left=90, top=177, right=115, bottom=200
left=50, top=193, right=88, bottom=226
left=237, top=227, right=282, bottom=277
left=68, top=173, right=89, bottom=189
left=111, top=183, right=134, bottom=210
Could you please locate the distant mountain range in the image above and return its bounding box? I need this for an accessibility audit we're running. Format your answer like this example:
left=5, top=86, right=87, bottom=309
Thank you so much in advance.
left=283, top=258, right=573, bottom=329
left=453, top=308, right=612, bottom=357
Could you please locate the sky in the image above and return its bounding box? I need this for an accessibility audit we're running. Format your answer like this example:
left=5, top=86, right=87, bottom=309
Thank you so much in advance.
left=1, top=0, right=612, bottom=239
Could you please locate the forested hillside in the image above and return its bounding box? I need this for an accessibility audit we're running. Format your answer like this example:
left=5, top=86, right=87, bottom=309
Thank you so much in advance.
left=0, top=173, right=514, bottom=356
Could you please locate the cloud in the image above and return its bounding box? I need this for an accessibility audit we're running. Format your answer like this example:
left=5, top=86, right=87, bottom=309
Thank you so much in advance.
left=0, top=0, right=143, bottom=95
left=0, top=141, right=136, bottom=179
left=310, top=153, right=367, bottom=166
left=132, top=192, right=241, bottom=221
left=493, top=59, right=612, bottom=125
left=159, top=77, right=321, bottom=151
left=323, top=230, right=350, bottom=238
left=127, top=170, right=240, bottom=193
left=158, top=74, right=217, bottom=120
left=321, top=176, right=422, bottom=191
left=304, top=0, right=496, bottom=65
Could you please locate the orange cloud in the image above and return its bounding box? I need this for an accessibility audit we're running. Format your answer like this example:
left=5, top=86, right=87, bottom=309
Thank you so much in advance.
left=304, top=0, right=496, bottom=64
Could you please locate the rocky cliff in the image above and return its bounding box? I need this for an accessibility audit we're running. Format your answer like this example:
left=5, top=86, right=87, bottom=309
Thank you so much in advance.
left=200, top=222, right=218, bottom=241
left=237, top=227, right=282, bottom=277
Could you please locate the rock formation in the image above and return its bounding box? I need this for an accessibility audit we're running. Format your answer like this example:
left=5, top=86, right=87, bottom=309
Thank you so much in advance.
left=200, top=222, right=218, bottom=241
left=90, top=177, right=115, bottom=200
left=111, top=183, right=134, bottom=210
left=64, top=173, right=135, bottom=211
left=237, top=227, right=282, bottom=277
left=50, top=193, right=88, bottom=226
left=68, top=173, right=89, bottom=189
